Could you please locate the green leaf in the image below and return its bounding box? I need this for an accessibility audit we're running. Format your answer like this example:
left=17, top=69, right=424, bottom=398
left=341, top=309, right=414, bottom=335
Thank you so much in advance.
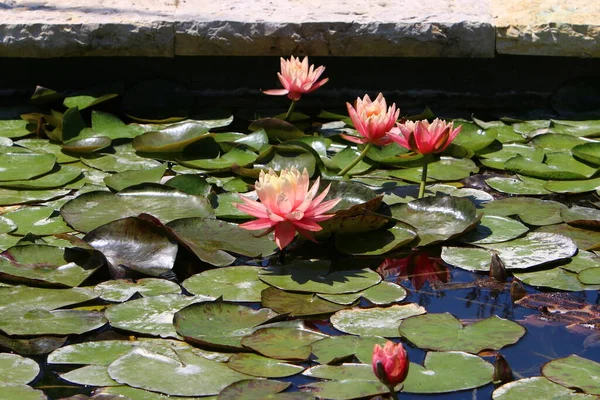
left=330, top=304, right=426, bottom=337
left=249, top=118, right=306, bottom=141
left=240, top=327, right=327, bottom=361
left=398, top=313, right=525, bottom=353
left=459, top=215, right=529, bottom=244
left=95, top=278, right=181, bottom=302
left=492, top=377, right=598, bottom=400
left=335, top=223, right=416, bottom=255
left=227, top=354, right=304, bottom=378
left=0, top=354, right=39, bottom=384
left=261, top=287, right=351, bottom=317
left=543, top=355, right=600, bottom=395
left=310, top=335, right=388, bottom=364
left=182, top=266, right=269, bottom=302
left=104, top=164, right=166, bottom=191
left=0, top=151, right=56, bottom=181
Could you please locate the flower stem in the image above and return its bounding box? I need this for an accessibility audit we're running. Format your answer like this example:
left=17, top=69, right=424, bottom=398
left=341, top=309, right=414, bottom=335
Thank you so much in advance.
left=338, top=142, right=372, bottom=177
left=387, top=384, right=399, bottom=400
left=284, top=100, right=297, bottom=121
left=418, top=160, right=429, bottom=199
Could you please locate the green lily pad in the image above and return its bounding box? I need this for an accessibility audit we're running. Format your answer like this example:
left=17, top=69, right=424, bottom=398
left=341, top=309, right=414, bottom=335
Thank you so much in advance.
left=482, top=197, right=567, bottom=226
left=218, top=380, right=302, bottom=400
left=427, top=157, right=479, bottom=181
left=60, top=184, right=214, bottom=233
left=310, top=335, right=387, bottom=364
left=402, top=351, right=494, bottom=393
left=562, top=205, right=600, bottom=228
left=165, top=174, right=212, bottom=195
left=0, top=285, right=98, bottom=313
left=0, top=188, right=70, bottom=206
left=84, top=216, right=178, bottom=278
left=0, top=354, right=39, bottom=384
left=0, top=244, right=103, bottom=287
left=330, top=304, right=426, bottom=337
left=504, top=154, right=592, bottom=180
left=0, top=165, right=82, bottom=189
left=543, top=355, right=600, bottom=395
left=17, top=138, right=79, bottom=164
left=182, top=266, right=268, bottom=302
left=227, top=354, right=304, bottom=378
left=62, top=136, right=112, bottom=153
left=105, top=294, right=212, bottom=338
left=459, top=215, right=529, bottom=244
left=513, top=266, right=600, bottom=291
left=166, top=218, right=276, bottom=267
left=174, top=302, right=280, bottom=350
left=179, top=148, right=258, bottom=171
left=0, top=120, right=32, bottom=138
left=0, top=216, right=16, bottom=234
left=63, top=93, right=119, bottom=110
left=80, top=143, right=163, bottom=173
left=485, top=175, right=551, bottom=195
left=530, top=133, right=590, bottom=151
left=334, top=223, right=416, bottom=255
left=572, top=142, right=600, bottom=165
left=0, top=309, right=106, bottom=336
left=95, top=278, right=181, bottom=302
left=398, top=313, right=525, bottom=353
left=485, top=125, right=526, bottom=143
left=95, top=385, right=211, bottom=399
left=3, top=206, right=71, bottom=236
left=0, top=334, right=67, bottom=355
left=261, top=287, right=351, bottom=317
left=578, top=267, right=600, bottom=284
left=240, top=327, right=327, bottom=361
left=452, top=121, right=498, bottom=152
left=0, top=151, right=56, bottom=181
left=91, top=111, right=145, bottom=139
left=104, top=165, right=166, bottom=191
left=60, top=365, right=118, bottom=387
left=551, top=119, right=600, bottom=137
left=132, top=122, right=211, bottom=153
left=390, top=196, right=481, bottom=246
left=536, top=223, right=600, bottom=250
left=264, top=151, right=318, bottom=177
left=330, top=147, right=373, bottom=175
left=479, top=143, right=544, bottom=165
left=443, top=232, right=577, bottom=271
left=0, top=384, right=47, bottom=400
left=492, top=376, right=598, bottom=400
left=107, top=348, right=251, bottom=396
left=48, top=338, right=194, bottom=366
left=258, top=262, right=381, bottom=294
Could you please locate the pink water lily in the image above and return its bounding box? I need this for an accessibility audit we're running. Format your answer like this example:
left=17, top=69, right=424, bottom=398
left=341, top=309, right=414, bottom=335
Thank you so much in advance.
left=235, top=167, right=340, bottom=249
left=342, top=93, right=399, bottom=146
left=263, top=56, right=329, bottom=101
left=372, top=341, right=410, bottom=390
left=390, top=118, right=461, bottom=154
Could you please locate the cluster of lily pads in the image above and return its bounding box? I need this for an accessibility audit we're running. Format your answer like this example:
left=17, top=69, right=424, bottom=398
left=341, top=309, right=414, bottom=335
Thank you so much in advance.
left=1, top=81, right=600, bottom=399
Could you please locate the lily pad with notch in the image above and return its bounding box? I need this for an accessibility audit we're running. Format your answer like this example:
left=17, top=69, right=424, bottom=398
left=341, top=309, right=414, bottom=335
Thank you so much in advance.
left=330, top=304, right=426, bottom=337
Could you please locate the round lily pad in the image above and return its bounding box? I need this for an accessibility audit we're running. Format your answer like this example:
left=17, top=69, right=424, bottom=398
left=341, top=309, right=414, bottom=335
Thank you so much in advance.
left=227, top=353, right=304, bottom=378
left=492, top=376, right=598, bottom=400
left=485, top=175, right=551, bottom=195
left=182, top=266, right=268, bottom=302
left=459, top=215, right=529, bottom=244
left=104, top=165, right=166, bottom=192
left=218, top=379, right=311, bottom=400
left=60, top=184, right=214, bottom=233
left=132, top=122, right=210, bottom=153
left=60, top=365, right=118, bottom=387
left=258, top=262, right=381, bottom=294
left=562, top=205, right=600, bottom=228
left=240, top=327, right=327, bottom=361
left=0, top=309, right=106, bottom=336
left=0, top=216, right=16, bottom=234
left=0, top=286, right=98, bottom=313
left=398, top=313, right=526, bottom=353
left=310, top=335, right=387, bottom=364
left=330, top=304, right=426, bottom=337
left=514, top=266, right=600, bottom=291
left=0, top=165, right=82, bottom=189
left=107, top=348, right=251, bottom=396
left=390, top=196, right=481, bottom=246
left=482, top=197, right=567, bottom=226
left=105, top=294, right=212, bottom=338
left=3, top=206, right=72, bottom=236
left=0, top=354, right=39, bottom=384
left=0, top=385, right=47, bottom=400
left=261, top=287, right=351, bottom=317
left=572, top=142, right=600, bottom=165
left=578, top=267, right=600, bottom=284
left=0, top=151, right=56, bottom=181
left=334, top=223, right=416, bottom=255
left=174, top=302, right=280, bottom=350
left=543, top=355, right=600, bottom=395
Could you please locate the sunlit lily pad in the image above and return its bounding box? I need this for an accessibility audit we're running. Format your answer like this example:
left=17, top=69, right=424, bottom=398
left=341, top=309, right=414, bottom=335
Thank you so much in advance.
left=390, top=196, right=481, bottom=246
left=330, top=304, right=426, bottom=337
left=105, top=294, right=212, bottom=338
left=536, top=223, right=600, bottom=250
left=0, top=285, right=98, bottom=313
left=0, top=334, right=67, bottom=355
left=543, top=355, right=600, bottom=395
left=179, top=148, right=258, bottom=171
left=428, top=157, right=479, bottom=181
left=578, top=267, right=600, bottom=284
left=107, top=348, right=251, bottom=396
left=0, top=384, right=47, bottom=400
left=60, top=365, right=118, bottom=387
left=95, top=385, right=211, bottom=399
left=132, top=122, right=211, bottom=153
left=84, top=216, right=178, bottom=278
left=0, top=216, right=16, bottom=234
left=0, top=188, right=70, bottom=206
left=218, top=380, right=304, bottom=400
left=3, top=206, right=71, bottom=236
left=0, top=165, right=82, bottom=189
left=261, top=287, right=351, bottom=317
left=227, top=353, right=304, bottom=378
left=91, top=111, right=145, bottom=139
left=310, top=335, right=387, bottom=364
left=482, top=197, right=567, bottom=226
left=398, top=313, right=525, bottom=353
left=453, top=121, right=498, bottom=151
left=182, top=266, right=268, bottom=302
left=0, top=151, right=56, bottom=181
left=318, top=281, right=408, bottom=306
left=0, top=120, right=32, bottom=138
left=504, top=153, right=594, bottom=180
left=95, top=278, right=181, bottom=302
left=485, top=175, right=551, bottom=195
left=104, top=164, right=166, bottom=191
left=167, top=218, right=276, bottom=267
left=0, top=309, right=106, bottom=336
left=0, top=244, right=103, bottom=287
left=402, top=351, right=494, bottom=393
left=174, top=302, right=280, bottom=350
left=62, top=136, right=112, bottom=153
left=561, top=205, right=600, bottom=228
left=545, top=176, right=600, bottom=193
left=459, top=215, right=529, bottom=244
left=80, top=143, right=162, bottom=173
left=572, top=142, right=600, bottom=165
left=61, top=184, right=214, bottom=233
left=514, top=267, right=600, bottom=291
left=241, top=327, right=327, bottom=361
left=0, top=354, right=39, bottom=384
left=492, top=376, right=598, bottom=400
left=258, top=261, right=381, bottom=294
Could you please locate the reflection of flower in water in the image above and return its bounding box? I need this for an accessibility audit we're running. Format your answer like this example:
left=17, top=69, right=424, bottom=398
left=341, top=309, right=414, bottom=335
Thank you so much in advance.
left=377, top=252, right=450, bottom=290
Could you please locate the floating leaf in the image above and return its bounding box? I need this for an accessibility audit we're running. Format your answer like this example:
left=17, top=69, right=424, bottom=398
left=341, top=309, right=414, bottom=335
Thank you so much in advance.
left=182, top=266, right=268, bottom=302
left=0, top=354, right=39, bottom=384
left=241, top=327, right=327, bottom=361
left=218, top=380, right=301, bottom=400
left=0, top=384, right=47, bottom=400
left=485, top=175, right=551, bottom=195
left=330, top=304, right=426, bottom=337
left=91, top=111, right=145, bottom=139
left=261, top=287, right=351, bottom=317
left=227, top=354, right=304, bottom=378
left=0, top=165, right=82, bottom=190
left=0, top=286, right=98, bottom=313
left=0, top=309, right=106, bottom=336
left=492, top=376, right=598, bottom=400
left=61, top=184, right=214, bottom=233
left=310, top=335, right=387, bottom=364
left=3, top=206, right=71, bottom=236
left=334, top=223, right=416, bottom=255
left=398, top=313, right=525, bottom=353
left=60, top=365, right=118, bottom=387
left=95, top=278, right=181, bottom=302
left=543, top=355, right=600, bottom=395
left=482, top=197, right=567, bottom=226
left=459, top=215, right=529, bottom=244
left=514, top=267, right=600, bottom=291
left=249, top=118, right=306, bottom=141
left=0, top=151, right=56, bottom=181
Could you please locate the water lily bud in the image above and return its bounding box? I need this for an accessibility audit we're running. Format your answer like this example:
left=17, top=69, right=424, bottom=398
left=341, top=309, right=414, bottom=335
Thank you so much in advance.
left=489, top=252, right=507, bottom=282
left=493, top=353, right=514, bottom=384
left=372, top=341, right=409, bottom=387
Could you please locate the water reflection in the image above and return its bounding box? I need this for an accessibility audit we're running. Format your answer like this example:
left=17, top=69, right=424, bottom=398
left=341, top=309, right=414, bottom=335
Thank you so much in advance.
left=376, top=251, right=450, bottom=291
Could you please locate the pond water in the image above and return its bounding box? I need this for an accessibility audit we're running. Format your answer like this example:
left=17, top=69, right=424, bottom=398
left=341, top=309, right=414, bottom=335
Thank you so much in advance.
left=1, top=76, right=600, bottom=400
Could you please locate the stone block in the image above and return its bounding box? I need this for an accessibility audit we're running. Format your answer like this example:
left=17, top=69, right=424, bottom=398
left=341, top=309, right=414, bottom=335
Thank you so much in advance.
left=494, top=0, right=600, bottom=57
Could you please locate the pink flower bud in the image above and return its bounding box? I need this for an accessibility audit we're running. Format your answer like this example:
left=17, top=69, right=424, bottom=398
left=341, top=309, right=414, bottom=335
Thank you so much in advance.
left=372, top=341, right=410, bottom=387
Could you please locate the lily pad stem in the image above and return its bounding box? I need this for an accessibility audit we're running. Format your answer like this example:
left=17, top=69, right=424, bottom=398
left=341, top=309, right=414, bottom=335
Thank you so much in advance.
left=284, top=100, right=297, bottom=121
left=338, top=142, right=372, bottom=177
left=418, top=160, right=429, bottom=199
left=387, top=384, right=399, bottom=400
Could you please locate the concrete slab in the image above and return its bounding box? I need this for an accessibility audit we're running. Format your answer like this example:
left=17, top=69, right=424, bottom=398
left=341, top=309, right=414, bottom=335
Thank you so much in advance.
left=494, top=0, right=600, bottom=57
left=174, top=0, right=495, bottom=57
left=0, top=0, right=176, bottom=57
